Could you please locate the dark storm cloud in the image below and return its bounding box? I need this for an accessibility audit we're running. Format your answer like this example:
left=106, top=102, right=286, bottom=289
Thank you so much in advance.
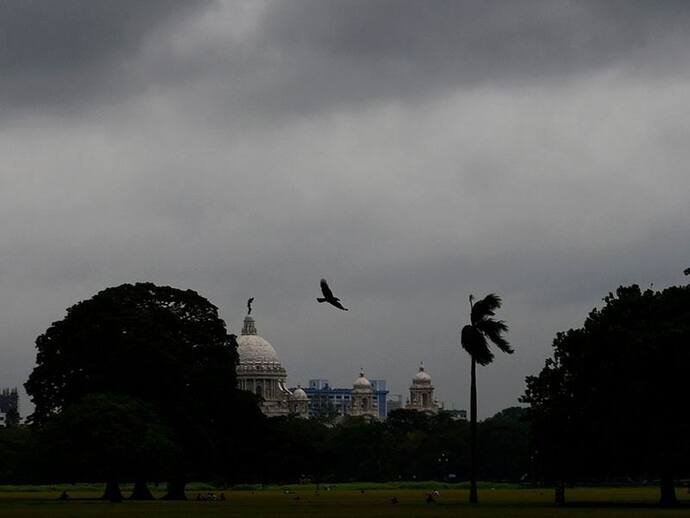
left=0, top=0, right=213, bottom=112
left=5, top=1, right=690, bottom=119
left=112, top=0, right=690, bottom=124
left=263, top=0, right=690, bottom=75
left=244, top=0, right=690, bottom=114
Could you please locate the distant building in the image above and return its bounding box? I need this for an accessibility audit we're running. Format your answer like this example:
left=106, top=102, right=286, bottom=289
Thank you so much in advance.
left=369, top=379, right=388, bottom=419
left=0, top=387, right=18, bottom=417
left=301, top=372, right=389, bottom=420
left=235, top=312, right=306, bottom=417
left=405, top=362, right=440, bottom=414
left=290, top=386, right=309, bottom=418
left=232, top=307, right=456, bottom=422
left=0, top=388, right=18, bottom=427
left=303, top=380, right=352, bottom=419
left=443, top=409, right=468, bottom=421
left=350, top=370, right=379, bottom=419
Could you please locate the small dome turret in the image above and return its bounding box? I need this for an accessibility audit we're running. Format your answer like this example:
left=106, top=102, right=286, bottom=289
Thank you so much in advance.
left=292, top=386, right=308, bottom=401
left=353, top=369, right=372, bottom=390
left=413, top=362, right=432, bottom=385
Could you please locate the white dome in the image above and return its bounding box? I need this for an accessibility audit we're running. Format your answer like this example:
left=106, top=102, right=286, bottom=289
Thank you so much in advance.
left=353, top=370, right=372, bottom=389
left=237, top=334, right=281, bottom=365
left=413, top=363, right=432, bottom=384
left=292, top=387, right=308, bottom=401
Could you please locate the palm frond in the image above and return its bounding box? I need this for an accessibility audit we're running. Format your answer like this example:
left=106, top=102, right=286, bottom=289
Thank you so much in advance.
left=461, top=325, right=494, bottom=366
left=477, top=318, right=513, bottom=354
left=471, top=293, right=502, bottom=325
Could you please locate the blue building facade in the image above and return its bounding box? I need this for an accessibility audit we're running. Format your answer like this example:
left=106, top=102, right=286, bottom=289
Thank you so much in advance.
left=300, top=378, right=389, bottom=420
left=369, top=379, right=388, bottom=419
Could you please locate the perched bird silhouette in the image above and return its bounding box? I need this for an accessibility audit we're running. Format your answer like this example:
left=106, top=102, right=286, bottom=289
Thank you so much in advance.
left=317, top=278, right=349, bottom=311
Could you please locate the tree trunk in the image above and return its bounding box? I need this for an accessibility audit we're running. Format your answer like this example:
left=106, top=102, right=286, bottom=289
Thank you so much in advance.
left=101, top=480, right=123, bottom=502
left=554, top=481, right=566, bottom=505
left=162, top=478, right=187, bottom=500
left=129, top=479, right=154, bottom=500
left=469, top=357, right=478, bottom=504
left=659, top=475, right=677, bottom=506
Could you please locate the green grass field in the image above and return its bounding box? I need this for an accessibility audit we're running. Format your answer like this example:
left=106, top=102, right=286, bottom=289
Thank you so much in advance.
left=1, top=484, right=689, bottom=517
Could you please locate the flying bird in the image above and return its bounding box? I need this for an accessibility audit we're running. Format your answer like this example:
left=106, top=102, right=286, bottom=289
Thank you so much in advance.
left=317, top=278, right=349, bottom=311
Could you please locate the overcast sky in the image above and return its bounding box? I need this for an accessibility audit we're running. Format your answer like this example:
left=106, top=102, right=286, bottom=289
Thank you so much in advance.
left=2, top=0, right=689, bottom=418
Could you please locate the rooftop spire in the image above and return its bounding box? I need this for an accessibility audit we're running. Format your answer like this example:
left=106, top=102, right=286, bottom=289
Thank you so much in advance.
left=242, top=314, right=257, bottom=335
left=419, top=361, right=425, bottom=372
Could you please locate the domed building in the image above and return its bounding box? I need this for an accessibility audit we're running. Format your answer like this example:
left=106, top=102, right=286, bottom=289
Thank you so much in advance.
left=291, top=386, right=309, bottom=418
left=350, top=369, right=379, bottom=419
left=405, top=362, right=439, bottom=414
left=236, top=311, right=294, bottom=417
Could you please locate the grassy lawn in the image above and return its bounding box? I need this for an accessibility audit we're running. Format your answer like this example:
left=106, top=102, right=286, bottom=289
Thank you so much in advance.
left=1, top=484, right=689, bottom=517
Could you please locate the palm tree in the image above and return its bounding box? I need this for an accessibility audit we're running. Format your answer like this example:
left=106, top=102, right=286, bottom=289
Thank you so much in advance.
left=461, top=293, right=512, bottom=504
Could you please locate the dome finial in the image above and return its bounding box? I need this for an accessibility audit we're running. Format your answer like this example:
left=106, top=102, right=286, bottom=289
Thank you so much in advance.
left=419, top=361, right=425, bottom=372
left=242, top=314, right=257, bottom=335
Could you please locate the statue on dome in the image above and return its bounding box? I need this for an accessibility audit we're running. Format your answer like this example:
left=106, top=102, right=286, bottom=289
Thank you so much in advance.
left=247, top=297, right=254, bottom=315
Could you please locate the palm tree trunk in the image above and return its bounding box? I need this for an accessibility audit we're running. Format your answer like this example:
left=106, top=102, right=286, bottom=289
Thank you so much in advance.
left=469, top=357, right=478, bottom=504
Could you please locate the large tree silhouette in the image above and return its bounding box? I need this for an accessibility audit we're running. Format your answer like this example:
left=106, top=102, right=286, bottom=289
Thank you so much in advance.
left=523, top=284, right=690, bottom=506
left=461, top=294, right=512, bottom=503
left=25, top=282, right=241, bottom=499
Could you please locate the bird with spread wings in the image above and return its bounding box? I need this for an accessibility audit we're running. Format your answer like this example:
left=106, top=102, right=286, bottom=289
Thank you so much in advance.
left=317, top=278, right=349, bottom=311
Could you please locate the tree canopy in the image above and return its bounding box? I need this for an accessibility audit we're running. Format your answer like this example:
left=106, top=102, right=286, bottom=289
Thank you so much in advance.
left=24, top=282, right=251, bottom=498
left=522, top=283, right=690, bottom=505
left=26, top=282, right=237, bottom=424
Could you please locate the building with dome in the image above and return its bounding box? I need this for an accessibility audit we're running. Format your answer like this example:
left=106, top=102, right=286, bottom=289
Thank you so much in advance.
left=234, top=304, right=450, bottom=420
left=291, top=386, right=309, bottom=418
left=350, top=369, right=380, bottom=419
left=300, top=376, right=388, bottom=420
left=405, top=362, right=440, bottom=414
left=236, top=312, right=299, bottom=417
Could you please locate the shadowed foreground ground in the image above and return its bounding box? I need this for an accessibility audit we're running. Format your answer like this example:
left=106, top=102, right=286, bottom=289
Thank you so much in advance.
left=1, top=485, right=689, bottom=517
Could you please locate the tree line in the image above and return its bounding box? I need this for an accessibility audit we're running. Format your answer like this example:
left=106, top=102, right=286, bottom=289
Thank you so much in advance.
left=0, top=406, right=528, bottom=490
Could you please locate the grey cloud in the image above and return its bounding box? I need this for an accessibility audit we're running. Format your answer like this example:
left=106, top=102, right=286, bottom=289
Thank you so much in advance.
left=0, top=0, right=213, bottom=113
left=5, top=1, right=690, bottom=120
left=262, top=1, right=690, bottom=73
left=236, top=0, right=690, bottom=115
